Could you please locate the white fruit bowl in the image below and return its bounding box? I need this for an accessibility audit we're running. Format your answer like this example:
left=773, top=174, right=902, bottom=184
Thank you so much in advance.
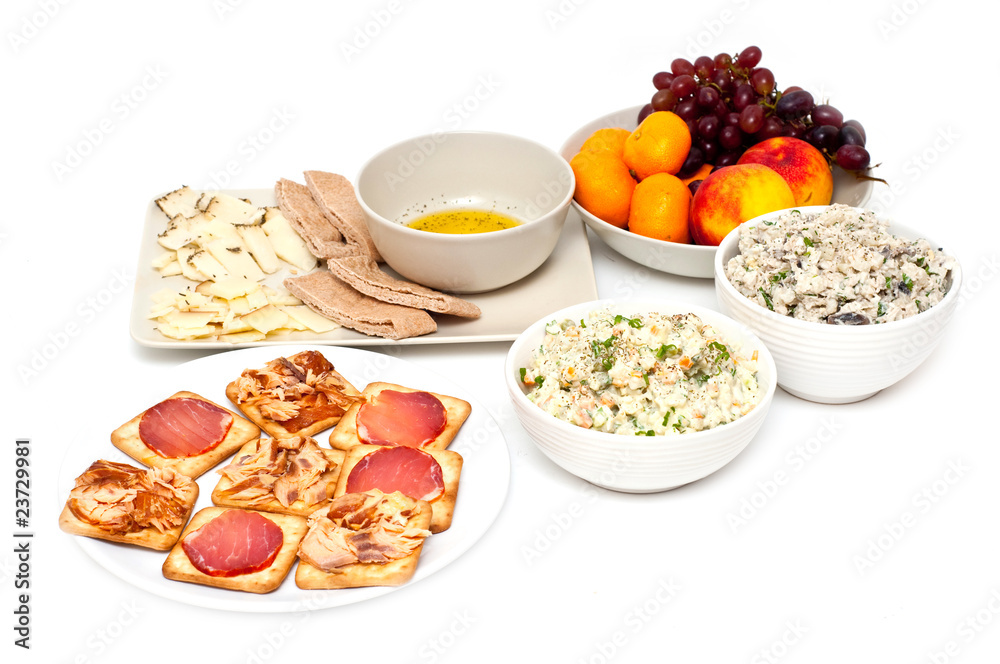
left=560, top=105, right=874, bottom=279
left=504, top=298, right=777, bottom=493
left=714, top=205, right=962, bottom=404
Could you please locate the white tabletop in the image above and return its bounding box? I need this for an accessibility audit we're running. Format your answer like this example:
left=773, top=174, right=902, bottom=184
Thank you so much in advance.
left=6, top=1, right=999, bottom=661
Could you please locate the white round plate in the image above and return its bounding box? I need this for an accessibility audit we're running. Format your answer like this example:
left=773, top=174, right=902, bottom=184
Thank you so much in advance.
left=559, top=105, right=875, bottom=279
left=59, top=345, right=510, bottom=612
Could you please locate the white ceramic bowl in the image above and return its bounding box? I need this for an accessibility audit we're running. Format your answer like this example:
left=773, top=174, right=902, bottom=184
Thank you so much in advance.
left=504, top=298, right=777, bottom=493
left=355, top=131, right=574, bottom=294
left=559, top=105, right=875, bottom=279
left=714, top=206, right=963, bottom=404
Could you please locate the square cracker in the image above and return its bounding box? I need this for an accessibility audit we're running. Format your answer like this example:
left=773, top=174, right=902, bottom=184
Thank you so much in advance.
left=58, top=479, right=199, bottom=551
left=334, top=444, right=462, bottom=533
left=162, top=507, right=307, bottom=594
left=224, top=356, right=362, bottom=440
left=294, top=499, right=432, bottom=590
left=111, top=391, right=260, bottom=479
left=328, top=382, right=472, bottom=452
left=211, top=439, right=346, bottom=517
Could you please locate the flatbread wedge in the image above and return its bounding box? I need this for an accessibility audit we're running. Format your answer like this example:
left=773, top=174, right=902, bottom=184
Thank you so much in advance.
left=327, top=255, right=481, bottom=318
left=303, top=170, right=382, bottom=262
left=284, top=270, right=437, bottom=340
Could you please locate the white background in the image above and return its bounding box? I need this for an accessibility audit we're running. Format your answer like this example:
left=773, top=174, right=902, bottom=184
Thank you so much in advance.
left=4, top=1, right=1000, bottom=662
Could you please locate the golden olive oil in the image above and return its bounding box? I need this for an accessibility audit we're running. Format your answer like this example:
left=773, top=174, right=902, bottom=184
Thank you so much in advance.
left=406, top=208, right=521, bottom=234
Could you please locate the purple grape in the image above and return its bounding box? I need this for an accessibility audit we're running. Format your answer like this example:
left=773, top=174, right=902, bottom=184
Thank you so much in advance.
left=697, top=137, right=719, bottom=163
left=670, top=74, right=697, bottom=98
left=713, top=52, right=733, bottom=69
left=836, top=144, right=871, bottom=170
left=671, top=58, right=695, bottom=77
left=774, top=90, right=814, bottom=119
left=674, top=98, right=699, bottom=121
left=733, top=83, right=756, bottom=111
left=652, top=71, right=674, bottom=90
left=842, top=119, right=867, bottom=144
left=694, top=56, right=716, bottom=79
left=715, top=151, right=742, bottom=169
left=637, top=104, right=653, bottom=125
left=651, top=88, right=678, bottom=112
left=838, top=125, right=866, bottom=147
left=738, top=45, right=762, bottom=68
left=750, top=67, right=775, bottom=96
left=739, top=104, right=765, bottom=133
left=677, top=146, right=705, bottom=179
left=710, top=68, right=733, bottom=93
left=719, top=125, right=743, bottom=150
left=756, top=116, right=785, bottom=142
left=805, top=124, right=840, bottom=152
left=812, top=104, right=843, bottom=128
left=697, top=114, right=720, bottom=140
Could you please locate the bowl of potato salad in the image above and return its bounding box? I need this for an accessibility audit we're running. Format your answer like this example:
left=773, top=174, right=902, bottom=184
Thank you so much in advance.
left=504, top=299, right=777, bottom=492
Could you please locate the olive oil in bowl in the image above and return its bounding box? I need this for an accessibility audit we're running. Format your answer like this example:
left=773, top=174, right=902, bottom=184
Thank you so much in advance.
left=406, top=208, right=522, bottom=234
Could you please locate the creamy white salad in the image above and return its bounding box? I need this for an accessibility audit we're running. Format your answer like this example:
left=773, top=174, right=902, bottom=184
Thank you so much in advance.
left=520, top=309, right=762, bottom=435
left=725, top=205, right=955, bottom=325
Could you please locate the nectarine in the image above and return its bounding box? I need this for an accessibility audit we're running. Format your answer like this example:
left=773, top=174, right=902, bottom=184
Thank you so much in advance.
left=689, top=164, right=795, bottom=246
left=737, top=137, right=833, bottom=206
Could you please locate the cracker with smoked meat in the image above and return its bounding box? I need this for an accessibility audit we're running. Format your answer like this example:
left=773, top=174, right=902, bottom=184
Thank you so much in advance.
left=295, top=490, right=432, bottom=589
left=226, top=350, right=362, bottom=440
left=334, top=444, right=462, bottom=533
left=162, top=506, right=307, bottom=594
left=328, top=381, right=471, bottom=452
left=111, top=391, right=259, bottom=479
left=212, top=436, right=346, bottom=517
left=58, top=460, right=199, bottom=551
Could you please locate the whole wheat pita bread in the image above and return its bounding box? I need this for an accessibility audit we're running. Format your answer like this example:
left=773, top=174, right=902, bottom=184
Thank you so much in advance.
left=303, top=171, right=382, bottom=262
left=284, top=270, right=436, bottom=340
left=275, top=178, right=361, bottom=260
left=327, top=255, right=481, bottom=319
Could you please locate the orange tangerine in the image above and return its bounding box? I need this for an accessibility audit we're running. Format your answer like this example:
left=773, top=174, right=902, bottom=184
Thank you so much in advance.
left=628, top=172, right=691, bottom=244
left=570, top=149, right=636, bottom=228
left=580, top=127, right=631, bottom=157
left=622, top=111, right=692, bottom=180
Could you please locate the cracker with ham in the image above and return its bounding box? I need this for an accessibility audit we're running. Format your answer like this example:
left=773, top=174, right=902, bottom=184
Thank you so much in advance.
left=327, top=255, right=481, bottom=319
left=329, top=381, right=471, bottom=452
left=212, top=436, right=346, bottom=517
left=295, top=490, right=431, bottom=589
left=335, top=444, right=462, bottom=533
left=58, top=460, right=199, bottom=551
left=162, top=506, right=307, bottom=594
left=111, top=391, right=260, bottom=480
left=284, top=269, right=437, bottom=340
left=225, top=350, right=362, bottom=439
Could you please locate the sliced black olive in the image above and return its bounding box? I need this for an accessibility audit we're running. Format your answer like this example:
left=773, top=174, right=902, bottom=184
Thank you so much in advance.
left=827, top=312, right=870, bottom=325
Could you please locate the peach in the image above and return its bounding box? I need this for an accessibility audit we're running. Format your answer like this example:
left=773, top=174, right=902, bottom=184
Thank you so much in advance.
left=689, top=164, right=795, bottom=246
left=737, top=137, right=833, bottom=206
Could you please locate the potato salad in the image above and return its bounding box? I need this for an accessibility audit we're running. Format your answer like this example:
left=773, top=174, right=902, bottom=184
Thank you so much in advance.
left=520, top=309, right=762, bottom=435
left=725, top=205, right=955, bottom=324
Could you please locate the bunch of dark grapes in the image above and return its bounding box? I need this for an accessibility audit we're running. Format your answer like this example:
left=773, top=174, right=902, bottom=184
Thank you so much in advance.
left=640, top=46, right=874, bottom=180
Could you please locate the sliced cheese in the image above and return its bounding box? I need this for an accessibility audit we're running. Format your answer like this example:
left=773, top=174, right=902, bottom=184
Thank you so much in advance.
left=236, top=223, right=281, bottom=274
left=261, top=207, right=317, bottom=272
left=156, top=186, right=201, bottom=219
left=241, top=304, right=289, bottom=334
left=281, top=305, right=340, bottom=333
left=206, top=239, right=265, bottom=282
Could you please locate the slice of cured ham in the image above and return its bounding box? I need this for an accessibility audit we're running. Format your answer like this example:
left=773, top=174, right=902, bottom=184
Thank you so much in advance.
left=345, top=446, right=444, bottom=502
left=139, top=397, right=234, bottom=458
left=355, top=390, right=446, bottom=448
left=181, top=509, right=283, bottom=577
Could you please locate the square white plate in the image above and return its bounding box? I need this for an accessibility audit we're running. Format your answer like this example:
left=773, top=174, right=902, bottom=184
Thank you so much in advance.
left=130, top=188, right=599, bottom=348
